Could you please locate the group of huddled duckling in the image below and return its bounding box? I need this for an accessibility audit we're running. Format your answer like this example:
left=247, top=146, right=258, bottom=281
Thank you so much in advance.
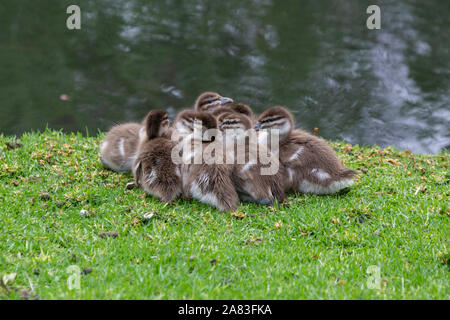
left=99, top=92, right=356, bottom=212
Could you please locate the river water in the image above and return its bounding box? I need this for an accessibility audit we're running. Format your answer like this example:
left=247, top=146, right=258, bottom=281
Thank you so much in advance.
left=0, top=0, right=448, bottom=153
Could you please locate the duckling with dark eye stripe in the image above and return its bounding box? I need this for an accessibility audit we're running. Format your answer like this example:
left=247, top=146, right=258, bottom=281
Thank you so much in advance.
left=254, top=106, right=357, bottom=195
left=194, top=92, right=234, bottom=113
left=175, top=110, right=239, bottom=212
left=217, top=112, right=286, bottom=205
left=132, top=110, right=182, bottom=203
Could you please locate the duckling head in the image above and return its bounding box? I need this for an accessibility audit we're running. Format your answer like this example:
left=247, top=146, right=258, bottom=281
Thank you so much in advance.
left=211, top=102, right=254, bottom=122
left=230, top=103, right=254, bottom=119
left=254, top=106, right=294, bottom=140
left=193, top=112, right=218, bottom=142
left=194, top=92, right=234, bottom=113
left=175, top=110, right=218, bottom=142
left=144, top=109, right=170, bottom=140
left=217, top=112, right=252, bottom=134
left=175, top=110, right=197, bottom=136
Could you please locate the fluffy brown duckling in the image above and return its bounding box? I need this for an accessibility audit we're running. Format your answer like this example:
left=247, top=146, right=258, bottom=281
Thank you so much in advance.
left=132, top=110, right=182, bottom=202
left=194, top=92, right=234, bottom=113
left=211, top=102, right=255, bottom=116
left=211, top=102, right=255, bottom=124
left=217, top=112, right=285, bottom=205
left=99, top=122, right=142, bottom=172
left=175, top=110, right=238, bottom=212
left=230, top=103, right=255, bottom=122
left=254, top=106, right=357, bottom=194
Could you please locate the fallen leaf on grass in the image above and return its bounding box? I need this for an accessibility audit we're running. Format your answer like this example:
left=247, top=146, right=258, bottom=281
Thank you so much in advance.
left=2, top=273, right=16, bottom=285
left=5, top=141, right=23, bottom=150
left=39, top=192, right=51, bottom=200
left=79, top=209, right=93, bottom=217
left=142, top=212, right=158, bottom=221
left=55, top=201, right=65, bottom=208
left=357, top=168, right=368, bottom=174
left=246, top=236, right=262, bottom=246
left=342, top=144, right=353, bottom=153
left=20, top=288, right=39, bottom=300
left=414, top=186, right=427, bottom=195
left=298, top=228, right=309, bottom=237
left=82, top=267, right=93, bottom=275
left=99, top=231, right=118, bottom=238
left=385, top=158, right=404, bottom=167
left=28, top=176, right=42, bottom=183
left=231, top=211, right=246, bottom=219
left=131, top=217, right=141, bottom=226
left=0, top=280, right=10, bottom=294
left=331, top=217, right=341, bottom=225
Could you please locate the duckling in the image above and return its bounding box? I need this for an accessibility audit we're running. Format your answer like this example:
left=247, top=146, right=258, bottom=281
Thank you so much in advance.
left=217, top=112, right=285, bottom=205
left=211, top=102, right=255, bottom=123
left=175, top=110, right=238, bottom=212
left=194, top=92, right=234, bottom=113
left=132, top=110, right=182, bottom=202
left=254, top=106, right=357, bottom=195
left=99, top=122, right=142, bottom=172
left=230, top=103, right=255, bottom=123
left=211, top=108, right=233, bottom=120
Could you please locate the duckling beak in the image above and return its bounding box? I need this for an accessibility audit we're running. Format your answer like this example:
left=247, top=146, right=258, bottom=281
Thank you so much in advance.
left=220, top=97, right=233, bottom=105
left=253, top=122, right=262, bottom=131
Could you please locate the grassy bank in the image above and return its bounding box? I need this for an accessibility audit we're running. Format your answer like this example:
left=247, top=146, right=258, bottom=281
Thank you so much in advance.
left=0, top=130, right=448, bottom=299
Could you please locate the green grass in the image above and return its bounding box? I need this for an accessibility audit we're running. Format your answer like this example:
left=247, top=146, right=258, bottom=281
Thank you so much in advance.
left=0, top=129, right=448, bottom=299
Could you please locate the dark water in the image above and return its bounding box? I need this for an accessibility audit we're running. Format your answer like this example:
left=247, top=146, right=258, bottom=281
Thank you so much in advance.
left=1, top=0, right=449, bottom=153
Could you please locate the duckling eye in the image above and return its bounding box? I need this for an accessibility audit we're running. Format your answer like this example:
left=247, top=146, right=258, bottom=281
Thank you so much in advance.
left=207, top=99, right=213, bottom=104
